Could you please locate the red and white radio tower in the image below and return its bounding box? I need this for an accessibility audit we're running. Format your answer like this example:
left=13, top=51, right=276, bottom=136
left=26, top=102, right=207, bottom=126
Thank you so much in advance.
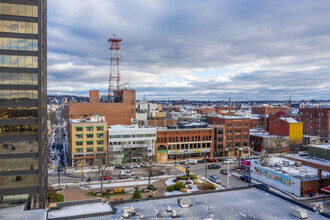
left=108, top=34, right=122, bottom=97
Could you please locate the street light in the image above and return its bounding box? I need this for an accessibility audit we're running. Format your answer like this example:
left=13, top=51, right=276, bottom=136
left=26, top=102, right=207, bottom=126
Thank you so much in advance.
left=205, top=156, right=208, bottom=179
left=57, top=166, right=63, bottom=190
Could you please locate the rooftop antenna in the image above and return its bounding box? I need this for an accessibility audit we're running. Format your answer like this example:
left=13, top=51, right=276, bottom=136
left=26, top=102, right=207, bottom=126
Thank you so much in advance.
left=108, top=34, right=122, bottom=98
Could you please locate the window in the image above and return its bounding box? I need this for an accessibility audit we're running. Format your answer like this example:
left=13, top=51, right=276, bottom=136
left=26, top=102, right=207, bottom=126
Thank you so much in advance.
left=76, top=141, right=83, bottom=146
left=0, top=3, right=38, bottom=17
left=76, top=134, right=83, bottom=139
left=76, top=148, right=83, bottom=153
left=217, top=144, right=223, bottom=149
left=96, top=133, right=103, bottom=138
left=97, top=140, right=104, bottom=145
left=217, top=137, right=223, bottom=141
left=86, top=141, right=93, bottom=145
left=86, top=134, right=93, bottom=138
left=86, top=148, right=93, bottom=152
left=76, top=127, right=83, bottom=132
left=86, top=126, right=93, bottom=131
left=97, top=147, right=104, bottom=152
left=217, top=129, right=223, bottom=134
left=96, top=126, right=104, bottom=131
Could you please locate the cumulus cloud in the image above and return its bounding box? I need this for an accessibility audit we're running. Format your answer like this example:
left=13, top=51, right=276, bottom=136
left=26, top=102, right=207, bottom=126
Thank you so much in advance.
left=48, top=0, right=330, bottom=100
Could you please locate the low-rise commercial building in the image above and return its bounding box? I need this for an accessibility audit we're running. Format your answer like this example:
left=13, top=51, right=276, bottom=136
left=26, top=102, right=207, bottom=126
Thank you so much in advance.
left=108, top=125, right=156, bottom=163
left=68, top=115, right=108, bottom=165
left=250, top=133, right=290, bottom=153
left=156, top=127, right=214, bottom=161
left=207, top=116, right=250, bottom=158
left=269, top=117, right=303, bottom=144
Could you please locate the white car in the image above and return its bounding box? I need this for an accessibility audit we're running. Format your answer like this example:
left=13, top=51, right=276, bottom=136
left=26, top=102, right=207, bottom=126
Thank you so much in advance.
left=223, top=159, right=234, bottom=164
left=187, top=159, right=197, bottom=164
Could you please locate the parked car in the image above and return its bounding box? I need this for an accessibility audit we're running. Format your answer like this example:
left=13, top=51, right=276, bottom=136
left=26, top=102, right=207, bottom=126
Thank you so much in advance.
left=101, top=176, right=112, bottom=180
left=257, top=184, right=269, bottom=190
left=208, top=164, right=221, bottom=169
left=116, top=164, right=125, bottom=169
left=217, top=158, right=224, bottom=162
left=209, top=176, right=221, bottom=184
left=198, top=159, right=206, bottom=163
left=187, top=159, right=197, bottom=164
left=125, top=165, right=133, bottom=169
left=220, top=169, right=228, bottom=175
left=86, top=178, right=92, bottom=182
left=140, top=162, right=149, bottom=167
left=206, top=158, right=218, bottom=163
left=132, top=163, right=140, bottom=168
left=223, top=159, right=234, bottom=164
left=151, top=169, right=165, bottom=176
left=240, top=175, right=250, bottom=182
left=179, top=161, right=188, bottom=165
left=120, top=170, right=134, bottom=176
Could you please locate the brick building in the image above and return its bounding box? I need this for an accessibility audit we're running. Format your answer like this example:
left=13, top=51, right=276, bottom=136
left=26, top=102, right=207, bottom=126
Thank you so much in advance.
left=213, top=125, right=225, bottom=157
left=269, top=117, right=303, bottom=143
left=251, top=106, right=288, bottom=115
left=155, top=128, right=214, bottom=161
left=207, top=116, right=250, bottom=157
left=68, top=89, right=136, bottom=126
left=297, top=108, right=330, bottom=138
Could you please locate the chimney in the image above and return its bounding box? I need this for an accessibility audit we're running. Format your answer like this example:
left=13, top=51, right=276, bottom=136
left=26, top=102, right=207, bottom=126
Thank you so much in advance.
left=317, top=168, right=322, bottom=179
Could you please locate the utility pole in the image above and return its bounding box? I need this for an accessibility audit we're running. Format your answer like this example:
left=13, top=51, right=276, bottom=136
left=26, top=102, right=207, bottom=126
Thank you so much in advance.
left=80, top=162, right=84, bottom=183
left=227, top=160, right=229, bottom=189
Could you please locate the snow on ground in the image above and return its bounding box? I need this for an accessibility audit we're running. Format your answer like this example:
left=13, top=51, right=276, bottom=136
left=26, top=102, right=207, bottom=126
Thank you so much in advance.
left=48, top=203, right=112, bottom=219
left=164, top=177, right=224, bottom=196
left=78, top=180, right=157, bottom=190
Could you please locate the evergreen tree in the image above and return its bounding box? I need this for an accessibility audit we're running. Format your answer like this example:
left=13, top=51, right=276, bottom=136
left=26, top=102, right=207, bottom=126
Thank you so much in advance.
left=131, top=186, right=142, bottom=199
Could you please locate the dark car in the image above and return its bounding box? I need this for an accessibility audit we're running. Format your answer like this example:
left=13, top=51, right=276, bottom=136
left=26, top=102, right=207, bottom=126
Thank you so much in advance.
left=198, top=159, right=206, bottom=163
left=257, top=184, right=269, bottom=190
left=208, top=164, right=221, bottom=169
left=206, top=158, right=218, bottom=163
left=151, top=169, right=165, bottom=176
left=240, top=175, right=250, bottom=182
left=116, top=165, right=125, bottom=169
left=217, top=158, right=224, bottom=162
left=220, top=169, right=228, bottom=175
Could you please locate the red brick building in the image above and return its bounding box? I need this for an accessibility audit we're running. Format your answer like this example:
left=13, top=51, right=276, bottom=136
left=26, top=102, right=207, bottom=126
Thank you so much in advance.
left=69, top=90, right=136, bottom=126
left=251, top=106, right=288, bottom=115
left=155, top=128, right=214, bottom=161
left=213, top=125, right=225, bottom=157
left=297, top=108, right=330, bottom=138
left=207, top=116, right=250, bottom=157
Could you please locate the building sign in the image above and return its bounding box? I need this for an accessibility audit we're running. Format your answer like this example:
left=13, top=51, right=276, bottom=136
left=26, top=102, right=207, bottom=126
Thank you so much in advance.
left=156, top=150, right=168, bottom=162
left=254, top=165, right=292, bottom=187
left=168, top=148, right=210, bottom=155
left=241, top=159, right=251, bottom=167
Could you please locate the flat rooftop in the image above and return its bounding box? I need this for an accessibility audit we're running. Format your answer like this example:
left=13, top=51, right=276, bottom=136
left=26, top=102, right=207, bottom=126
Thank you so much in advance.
left=84, top=188, right=327, bottom=219
left=309, top=144, right=330, bottom=150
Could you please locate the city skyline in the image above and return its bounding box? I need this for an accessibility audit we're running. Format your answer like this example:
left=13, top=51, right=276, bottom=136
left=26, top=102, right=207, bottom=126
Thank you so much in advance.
left=48, top=0, right=330, bottom=101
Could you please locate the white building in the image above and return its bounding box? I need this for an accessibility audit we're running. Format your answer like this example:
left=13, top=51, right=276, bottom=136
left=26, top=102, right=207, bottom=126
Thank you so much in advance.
left=108, top=125, right=156, bottom=163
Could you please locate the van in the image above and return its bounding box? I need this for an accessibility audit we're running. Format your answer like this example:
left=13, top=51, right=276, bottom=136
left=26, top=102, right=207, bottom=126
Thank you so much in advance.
left=120, top=170, right=134, bottom=176
left=187, top=159, right=197, bottom=164
left=223, top=159, right=234, bottom=164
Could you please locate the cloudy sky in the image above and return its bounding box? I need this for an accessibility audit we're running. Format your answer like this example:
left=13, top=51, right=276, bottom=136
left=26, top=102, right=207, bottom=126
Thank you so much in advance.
left=48, top=0, right=330, bottom=101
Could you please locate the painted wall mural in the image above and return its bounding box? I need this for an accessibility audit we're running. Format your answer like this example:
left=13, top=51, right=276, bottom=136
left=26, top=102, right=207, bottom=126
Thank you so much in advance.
left=254, top=166, right=292, bottom=187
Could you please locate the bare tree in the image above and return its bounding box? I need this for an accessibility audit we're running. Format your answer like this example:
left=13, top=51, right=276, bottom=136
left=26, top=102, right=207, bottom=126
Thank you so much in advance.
left=165, top=166, right=172, bottom=175
left=141, top=148, right=164, bottom=185
left=289, top=139, right=302, bottom=153
left=94, top=156, right=112, bottom=195
left=49, top=111, right=59, bottom=125
left=61, top=108, right=69, bottom=121
left=271, top=136, right=284, bottom=154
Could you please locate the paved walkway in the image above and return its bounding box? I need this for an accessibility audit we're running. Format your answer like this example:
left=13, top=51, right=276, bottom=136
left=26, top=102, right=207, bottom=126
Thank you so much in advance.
left=57, top=179, right=168, bottom=202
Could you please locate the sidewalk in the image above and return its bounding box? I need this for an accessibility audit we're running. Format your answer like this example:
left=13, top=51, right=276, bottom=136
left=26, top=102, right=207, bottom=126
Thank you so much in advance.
left=57, top=179, right=168, bottom=202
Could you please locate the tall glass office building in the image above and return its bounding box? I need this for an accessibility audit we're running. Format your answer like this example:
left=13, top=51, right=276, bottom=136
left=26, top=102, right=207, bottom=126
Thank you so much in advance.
left=0, top=0, right=47, bottom=208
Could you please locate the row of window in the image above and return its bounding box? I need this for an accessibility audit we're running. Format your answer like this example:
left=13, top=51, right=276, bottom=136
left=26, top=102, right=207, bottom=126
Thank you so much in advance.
left=76, top=140, right=104, bottom=146
left=75, top=147, right=104, bottom=153
left=158, top=135, right=212, bottom=143
left=226, top=135, right=249, bottom=141
left=109, top=140, right=153, bottom=146
left=75, top=126, right=104, bottom=132
left=226, top=122, right=249, bottom=127
left=0, top=20, right=38, bottom=34
left=0, top=90, right=38, bottom=102
left=0, top=174, right=38, bottom=189
left=0, top=3, right=38, bottom=17
left=168, top=142, right=211, bottom=150
left=76, top=133, right=104, bottom=139
left=226, top=142, right=248, bottom=148
left=226, top=128, right=249, bottom=133
left=0, top=107, right=38, bottom=120
left=0, top=124, right=38, bottom=136
left=0, top=157, right=38, bottom=171
left=217, top=129, right=223, bottom=134
left=0, top=37, right=38, bottom=51
left=109, top=133, right=156, bottom=138
left=0, top=73, right=38, bottom=85
left=0, top=55, right=38, bottom=68
left=0, top=141, right=38, bottom=154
